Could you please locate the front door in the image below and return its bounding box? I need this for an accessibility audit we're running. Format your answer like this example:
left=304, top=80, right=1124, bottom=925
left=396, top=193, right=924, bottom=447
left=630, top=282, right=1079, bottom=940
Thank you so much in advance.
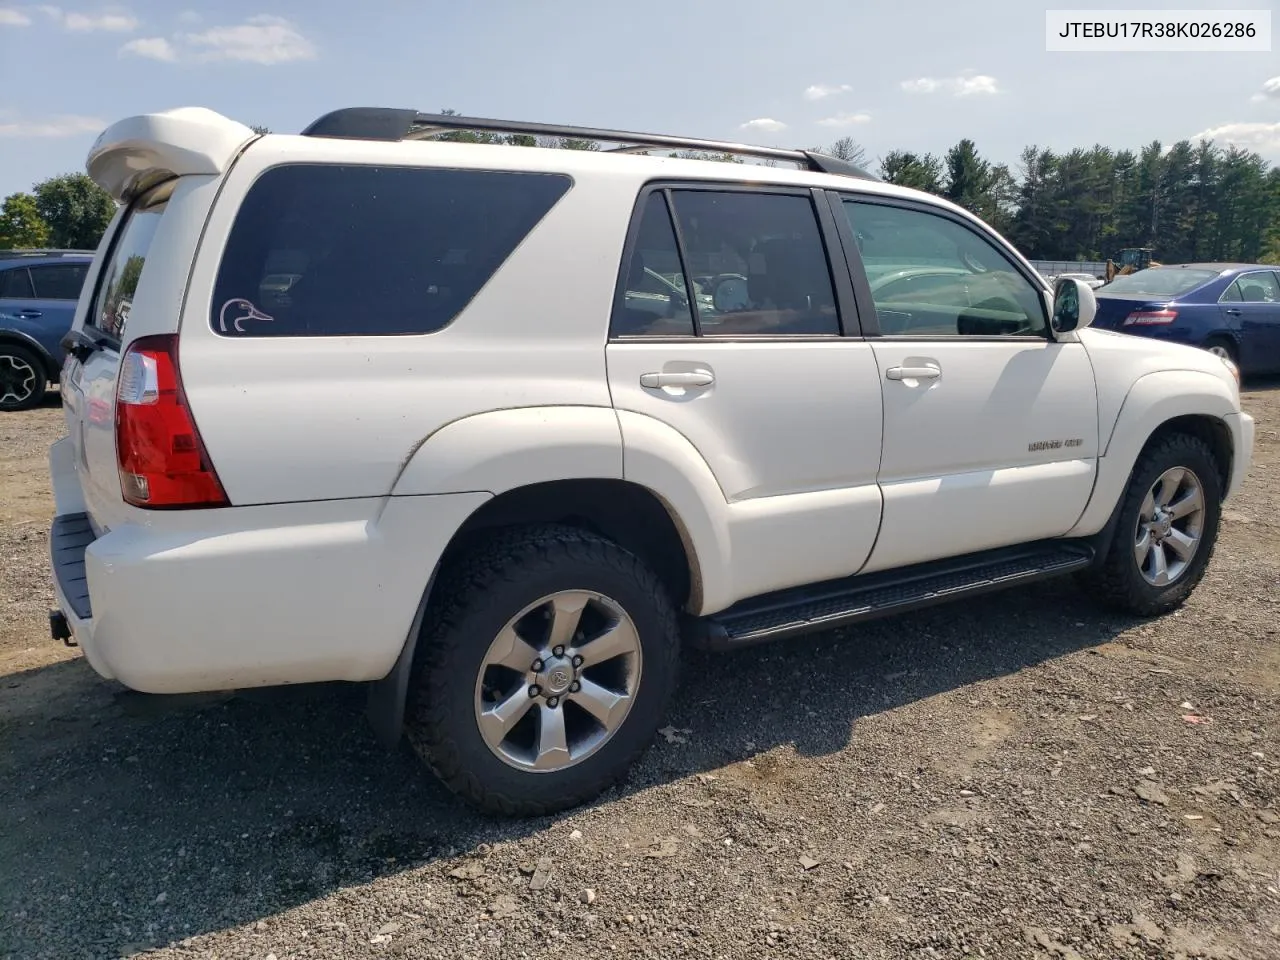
left=605, top=185, right=885, bottom=605
left=836, top=195, right=1099, bottom=573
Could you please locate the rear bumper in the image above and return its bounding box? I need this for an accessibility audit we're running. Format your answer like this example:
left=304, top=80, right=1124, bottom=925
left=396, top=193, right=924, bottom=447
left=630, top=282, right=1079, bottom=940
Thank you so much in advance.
left=46, top=437, right=490, bottom=693
left=1224, top=411, right=1254, bottom=502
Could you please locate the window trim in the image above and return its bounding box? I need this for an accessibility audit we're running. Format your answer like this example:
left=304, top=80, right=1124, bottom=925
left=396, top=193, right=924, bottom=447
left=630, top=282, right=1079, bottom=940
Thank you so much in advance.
left=0, top=266, right=35, bottom=300
left=827, top=191, right=1053, bottom=343
left=608, top=179, right=862, bottom=342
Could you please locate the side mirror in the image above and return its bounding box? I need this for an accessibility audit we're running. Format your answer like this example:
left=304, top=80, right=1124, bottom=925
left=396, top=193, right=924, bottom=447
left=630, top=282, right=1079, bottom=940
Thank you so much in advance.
left=1051, top=277, right=1096, bottom=335
left=712, top=275, right=749, bottom=313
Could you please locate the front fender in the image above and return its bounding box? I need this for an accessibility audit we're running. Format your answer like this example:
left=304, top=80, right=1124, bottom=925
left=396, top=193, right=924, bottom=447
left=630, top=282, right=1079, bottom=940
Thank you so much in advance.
left=1068, top=369, right=1240, bottom=537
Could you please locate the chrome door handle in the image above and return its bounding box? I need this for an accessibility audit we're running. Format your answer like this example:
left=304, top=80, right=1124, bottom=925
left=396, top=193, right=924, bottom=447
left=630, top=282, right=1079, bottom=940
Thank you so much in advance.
left=640, top=370, right=714, bottom=388
left=886, top=364, right=941, bottom=381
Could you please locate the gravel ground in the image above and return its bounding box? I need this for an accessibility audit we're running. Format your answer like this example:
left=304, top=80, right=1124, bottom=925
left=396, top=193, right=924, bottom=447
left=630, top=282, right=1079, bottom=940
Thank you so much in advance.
left=1, top=385, right=1278, bottom=960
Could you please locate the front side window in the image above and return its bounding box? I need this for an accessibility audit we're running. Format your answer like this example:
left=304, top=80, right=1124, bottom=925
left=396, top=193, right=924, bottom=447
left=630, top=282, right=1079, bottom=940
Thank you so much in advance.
left=211, top=164, right=572, bottom=337
left=89, top=181, right=170, bottom=340
left=843, top=199, right=1047, bottom=337
left=30, top=263, right=90, bottom=300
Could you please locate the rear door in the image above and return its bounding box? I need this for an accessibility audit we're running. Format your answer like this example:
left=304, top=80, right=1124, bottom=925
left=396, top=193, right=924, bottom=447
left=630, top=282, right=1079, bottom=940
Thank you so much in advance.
left=1220, top=270, right=1280, bottom=374
left=605, top=184, right=885, bottom=602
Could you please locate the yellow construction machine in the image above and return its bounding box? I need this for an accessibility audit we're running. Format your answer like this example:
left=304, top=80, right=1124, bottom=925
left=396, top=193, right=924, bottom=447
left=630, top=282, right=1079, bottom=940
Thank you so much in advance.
left=1104, top=247, right=1161, bottom=283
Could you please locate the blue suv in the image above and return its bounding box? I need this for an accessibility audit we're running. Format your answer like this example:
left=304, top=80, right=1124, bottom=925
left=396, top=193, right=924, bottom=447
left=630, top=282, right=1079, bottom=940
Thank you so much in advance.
left=0, top=250, right=93, bottom=411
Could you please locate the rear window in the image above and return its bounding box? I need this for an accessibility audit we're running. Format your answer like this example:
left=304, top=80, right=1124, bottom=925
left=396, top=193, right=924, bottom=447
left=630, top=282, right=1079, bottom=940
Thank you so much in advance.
left=30, top=263, right=90, bottom=300
left=88, top=180, right=171, bottom=340
left=210, top=164, right=572, bottom=337
left=0, top=266, right=33, bottom=299
left=1100, top=268, right=1220, bottom=299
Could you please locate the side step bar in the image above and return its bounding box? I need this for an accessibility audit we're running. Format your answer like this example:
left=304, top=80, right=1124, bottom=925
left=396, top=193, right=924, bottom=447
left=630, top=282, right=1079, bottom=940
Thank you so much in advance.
left=697, top=541, right=1095, bottom=650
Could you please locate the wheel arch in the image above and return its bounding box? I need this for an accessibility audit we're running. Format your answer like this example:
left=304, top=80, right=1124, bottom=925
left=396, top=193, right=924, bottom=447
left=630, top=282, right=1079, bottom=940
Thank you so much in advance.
left=366, top=476, right=702, bottom=748
left=0, top=330, right=58, bottom=381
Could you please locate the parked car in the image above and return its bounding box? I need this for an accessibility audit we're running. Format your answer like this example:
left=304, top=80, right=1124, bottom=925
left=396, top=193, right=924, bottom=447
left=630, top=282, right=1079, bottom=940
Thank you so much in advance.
left=48, top=106, right=1253, bottom=816
left=0, top=250, right=94, bottom=410
left=1056, top=271, right=1105, bottom=290
left=1092, top=263, right=1280, bottom=375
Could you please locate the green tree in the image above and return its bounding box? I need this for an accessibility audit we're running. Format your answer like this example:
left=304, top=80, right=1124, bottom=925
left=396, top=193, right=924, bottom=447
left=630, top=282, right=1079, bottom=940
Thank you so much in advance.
left=32, top=173, right=116, bottom=250
left=0, top=192, right=51, bottom=249
left=251, top=125, right=271, bottom=135
left=879, top=151, right=944, bottom=193
left=820, top=136, right=868, bottom=167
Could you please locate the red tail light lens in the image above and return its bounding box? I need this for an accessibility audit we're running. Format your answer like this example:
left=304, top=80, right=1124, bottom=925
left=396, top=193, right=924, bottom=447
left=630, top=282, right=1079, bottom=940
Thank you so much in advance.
left=115, top=334, right=228, bottom=509
left=1123, top=309, right=1177, bottom=326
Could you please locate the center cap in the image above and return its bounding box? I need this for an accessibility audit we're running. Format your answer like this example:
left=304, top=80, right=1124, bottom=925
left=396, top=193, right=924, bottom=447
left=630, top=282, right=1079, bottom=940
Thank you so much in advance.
left=541, top=657, right=574, bottom=696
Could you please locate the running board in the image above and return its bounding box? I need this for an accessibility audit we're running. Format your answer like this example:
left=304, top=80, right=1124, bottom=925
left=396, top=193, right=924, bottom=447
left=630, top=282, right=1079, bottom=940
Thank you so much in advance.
left=697, top=541, right=1095, bottom=650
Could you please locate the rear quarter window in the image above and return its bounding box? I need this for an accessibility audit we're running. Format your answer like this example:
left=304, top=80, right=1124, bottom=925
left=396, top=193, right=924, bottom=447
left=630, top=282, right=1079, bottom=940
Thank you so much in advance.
left=210, top=164, right=572, bottom=337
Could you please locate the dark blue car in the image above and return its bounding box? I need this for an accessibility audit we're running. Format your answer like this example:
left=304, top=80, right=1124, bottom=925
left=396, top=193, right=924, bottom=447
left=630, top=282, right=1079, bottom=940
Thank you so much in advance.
left=0, top=250, right=94, bottom=411
left=1092, top=262, right=1280, bottom=376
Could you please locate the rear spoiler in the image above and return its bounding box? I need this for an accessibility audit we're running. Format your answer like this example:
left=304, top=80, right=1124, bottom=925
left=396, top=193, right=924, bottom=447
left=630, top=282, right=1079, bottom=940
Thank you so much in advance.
left=86, top=107, right=259, bottom=204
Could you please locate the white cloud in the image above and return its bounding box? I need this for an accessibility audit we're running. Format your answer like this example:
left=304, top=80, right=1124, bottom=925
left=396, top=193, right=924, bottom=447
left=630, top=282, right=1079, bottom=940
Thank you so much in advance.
left=0, top=113, right=105, bottom=137
left=739, top=118, right=786, bottom=133
left=901, top=73, right=1000, bottom=97
left=39, top=6, right=138, bottom=31
left=179, top=14, right=316, bottom=64
left=0, top=7, right=31, bottom=25
left=120, top=36, right=175, bottom=61
left=1251, top=76, right=1280, bottom=102
left=817, top=112, right=871, bottom=128
left=1190, top=121, right=1280, bottom=157
left=804, top=83, right=851, bottom=101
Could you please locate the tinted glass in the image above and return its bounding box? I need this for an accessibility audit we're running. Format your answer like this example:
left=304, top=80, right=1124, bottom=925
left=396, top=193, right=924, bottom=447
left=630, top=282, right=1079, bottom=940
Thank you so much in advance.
left=844, top=199, right=1046, bottom=337
left=669, top=190, right=839, bottom=336
left=212, top=164, right=572, bottom=337
left=612, top=193, right=695, bottom=337
left=0, top=267, right=34, bottom=299
left=1235, top=271, right=1280, bottom=303
left=30, top=263, right=90, bottom=300
left=1100, top=268, right=1219, bottom=299
left=90, top=182, right=170, bottom=339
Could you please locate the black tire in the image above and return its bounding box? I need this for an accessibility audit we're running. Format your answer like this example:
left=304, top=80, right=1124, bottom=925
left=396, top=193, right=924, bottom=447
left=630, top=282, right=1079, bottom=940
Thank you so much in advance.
left=1078, top=432, right=1223, bottom=617
left=0, top=343, right=48, bottom=412
left=1203, top=336, right=1237, bottom=366
left=405, top=524, right=681, bottom=816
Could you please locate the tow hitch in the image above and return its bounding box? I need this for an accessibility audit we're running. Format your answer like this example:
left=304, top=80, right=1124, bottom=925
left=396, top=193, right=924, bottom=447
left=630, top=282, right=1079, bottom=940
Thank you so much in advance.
left=49, top=609, right=76, bottom=647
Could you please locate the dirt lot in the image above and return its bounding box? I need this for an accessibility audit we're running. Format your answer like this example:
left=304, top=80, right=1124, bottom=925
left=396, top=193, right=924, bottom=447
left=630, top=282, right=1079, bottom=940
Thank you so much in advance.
left=1, top=387, right=1278, bottom=960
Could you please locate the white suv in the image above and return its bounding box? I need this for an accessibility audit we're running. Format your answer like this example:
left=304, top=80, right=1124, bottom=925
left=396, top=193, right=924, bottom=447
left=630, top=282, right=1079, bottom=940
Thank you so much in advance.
left=48, top=106, right=1255, bottom=815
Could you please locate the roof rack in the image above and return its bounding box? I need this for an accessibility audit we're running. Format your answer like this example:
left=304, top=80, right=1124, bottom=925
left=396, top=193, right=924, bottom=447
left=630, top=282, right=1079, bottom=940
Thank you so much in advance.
left=0, top=249, right=94, bottom=260
left=300, top=108, right=879, bottom=181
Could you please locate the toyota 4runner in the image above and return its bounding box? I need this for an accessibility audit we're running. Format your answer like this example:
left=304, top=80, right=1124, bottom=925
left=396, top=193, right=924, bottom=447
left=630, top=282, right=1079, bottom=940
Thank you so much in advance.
left=48, top=107, right=1255, bottom=815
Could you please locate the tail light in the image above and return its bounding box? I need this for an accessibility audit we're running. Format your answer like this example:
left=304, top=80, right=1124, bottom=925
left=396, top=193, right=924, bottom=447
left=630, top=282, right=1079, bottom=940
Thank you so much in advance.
left=1123, top=309, right=1177, bottom=326
left=115, top=334, right=228, bottom=509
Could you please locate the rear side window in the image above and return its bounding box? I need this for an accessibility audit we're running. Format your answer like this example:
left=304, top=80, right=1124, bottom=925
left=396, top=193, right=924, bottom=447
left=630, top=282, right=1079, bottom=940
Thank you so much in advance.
left=0, top=267, right=34, bottom=299
left=30, top=263, right=90, bottom=300
left=88, top=180, right=171, bottom=340
left=211, top=164, right=572, bottom=337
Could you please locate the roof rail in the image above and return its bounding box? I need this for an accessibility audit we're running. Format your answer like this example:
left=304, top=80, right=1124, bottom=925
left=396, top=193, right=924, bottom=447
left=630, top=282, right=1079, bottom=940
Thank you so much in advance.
left=300, top=108, right=879, bottom=181
left=0, top=249, right=94, bottom=259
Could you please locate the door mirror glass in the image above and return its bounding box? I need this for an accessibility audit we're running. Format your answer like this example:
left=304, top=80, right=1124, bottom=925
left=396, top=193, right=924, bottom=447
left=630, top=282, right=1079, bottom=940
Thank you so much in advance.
left=1051, top=277, right=1096, bottom=334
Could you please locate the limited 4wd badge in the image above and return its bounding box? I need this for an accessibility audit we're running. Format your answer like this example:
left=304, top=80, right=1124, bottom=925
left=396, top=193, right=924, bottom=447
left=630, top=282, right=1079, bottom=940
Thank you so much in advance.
left=1029, top=438, right=1084, bottom=452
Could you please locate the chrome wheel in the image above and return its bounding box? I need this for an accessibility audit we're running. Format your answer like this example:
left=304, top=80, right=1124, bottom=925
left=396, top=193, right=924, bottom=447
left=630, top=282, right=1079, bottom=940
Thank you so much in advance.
left=1206, top=343, right=1232, bottom=361
left=1134, top=466, right=1206, bottom=587
left=473, top=590, right=643, bottom=773
left=0, top=352, right=37, bottom=407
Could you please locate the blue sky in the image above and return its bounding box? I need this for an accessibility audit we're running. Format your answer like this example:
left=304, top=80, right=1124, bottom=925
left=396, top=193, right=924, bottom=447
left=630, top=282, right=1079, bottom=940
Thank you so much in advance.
left=0, top=0, right=1276, bottom=199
